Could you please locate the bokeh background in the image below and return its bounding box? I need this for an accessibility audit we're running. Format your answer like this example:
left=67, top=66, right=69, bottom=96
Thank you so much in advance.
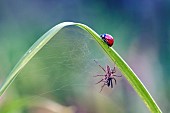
left=0, top=0, right=170, bottom=113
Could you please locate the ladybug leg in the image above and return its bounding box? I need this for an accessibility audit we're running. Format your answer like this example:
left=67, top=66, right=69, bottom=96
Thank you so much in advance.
left=102, top=39, right=109, bottom=47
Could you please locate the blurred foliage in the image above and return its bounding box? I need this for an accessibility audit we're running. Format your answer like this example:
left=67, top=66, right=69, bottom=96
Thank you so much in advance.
left=0, top=0, right=170, bottom=113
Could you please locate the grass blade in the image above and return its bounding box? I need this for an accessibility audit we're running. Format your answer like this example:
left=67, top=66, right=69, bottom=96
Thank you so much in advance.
left=0, top=22, right=162, bottom=113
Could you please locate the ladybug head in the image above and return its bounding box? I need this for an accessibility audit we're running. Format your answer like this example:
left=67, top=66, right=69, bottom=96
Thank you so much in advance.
left=100, top=34, right=106, bottom=39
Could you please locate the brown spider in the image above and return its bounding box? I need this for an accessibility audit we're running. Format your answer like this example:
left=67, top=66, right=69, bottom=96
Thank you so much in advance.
left=94, top=60, right=122, bottom=92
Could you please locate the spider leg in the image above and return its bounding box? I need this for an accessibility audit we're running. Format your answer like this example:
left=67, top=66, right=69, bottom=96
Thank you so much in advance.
left=111, top=63, right=116, bottom=73
left=107, top=79, right=111, bottom=87
left=93, top=74, right=105, bottom=77
left=113, top=66, right=116, bottom=73
left=100, top=83, right=107, bottom=92
left=110, top=79, right=113, bottom=88
left=94, top=60, right=106, bottom=72
left=113, top=74, right=122, bottom=77
left=96, top=79, right=104, bottom=84
left=112, top=77, right=117, bottom=85
left=107, top=65, right=111, bottom=74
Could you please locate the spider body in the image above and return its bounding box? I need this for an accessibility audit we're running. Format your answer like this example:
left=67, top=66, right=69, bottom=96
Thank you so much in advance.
left=94, top=60, right=121, bottom=92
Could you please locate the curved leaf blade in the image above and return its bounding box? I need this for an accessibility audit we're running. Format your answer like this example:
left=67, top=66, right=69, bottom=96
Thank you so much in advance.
left=0, top=22, right=161, bottom=113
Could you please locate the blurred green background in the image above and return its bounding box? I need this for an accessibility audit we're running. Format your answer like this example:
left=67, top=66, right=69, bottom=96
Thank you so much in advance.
left=0, top=0, right=170, bottom=113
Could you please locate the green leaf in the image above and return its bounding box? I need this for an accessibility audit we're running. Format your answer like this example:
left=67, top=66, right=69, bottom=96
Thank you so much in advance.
left=0, top=22, right=162, bottom=113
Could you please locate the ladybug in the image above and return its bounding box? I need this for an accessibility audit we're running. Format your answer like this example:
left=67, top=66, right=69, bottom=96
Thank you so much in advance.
left=100, top=34, right=114, bottom=47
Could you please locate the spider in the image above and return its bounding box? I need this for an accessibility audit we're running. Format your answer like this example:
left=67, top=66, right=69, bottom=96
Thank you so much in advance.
left=94, top=60, right=122, bottom=92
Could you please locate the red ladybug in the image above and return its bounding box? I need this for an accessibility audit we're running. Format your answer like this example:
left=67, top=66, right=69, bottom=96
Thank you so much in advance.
left=100, top=34, right=114, bottom=47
